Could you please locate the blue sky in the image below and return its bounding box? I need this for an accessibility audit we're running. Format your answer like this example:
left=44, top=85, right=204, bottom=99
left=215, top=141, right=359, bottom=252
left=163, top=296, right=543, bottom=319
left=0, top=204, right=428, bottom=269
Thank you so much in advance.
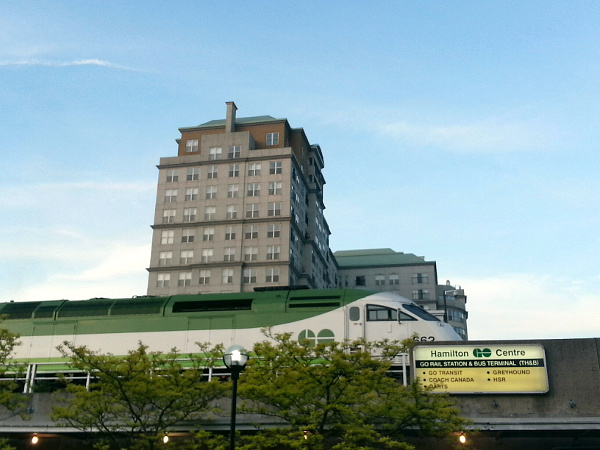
left=1, top=1, right=599, bottom=340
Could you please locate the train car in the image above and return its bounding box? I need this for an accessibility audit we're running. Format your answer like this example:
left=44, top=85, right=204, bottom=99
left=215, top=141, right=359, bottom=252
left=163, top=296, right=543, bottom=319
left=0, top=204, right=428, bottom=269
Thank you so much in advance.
left=0, top=288, right=461, bottom=363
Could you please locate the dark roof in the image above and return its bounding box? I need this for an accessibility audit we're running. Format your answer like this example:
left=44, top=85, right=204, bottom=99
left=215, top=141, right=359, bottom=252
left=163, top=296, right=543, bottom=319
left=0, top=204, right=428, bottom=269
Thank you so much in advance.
left=179, top=115, right=285, bottom=132
left=333, top=248, right=433, bottom=268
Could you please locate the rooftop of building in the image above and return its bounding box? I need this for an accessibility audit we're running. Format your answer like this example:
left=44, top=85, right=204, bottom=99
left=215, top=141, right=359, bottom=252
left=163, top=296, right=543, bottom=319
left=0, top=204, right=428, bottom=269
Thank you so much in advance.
left=179, top=115, right=285, bottom=131
left=333, top=248, right=434, bottom=268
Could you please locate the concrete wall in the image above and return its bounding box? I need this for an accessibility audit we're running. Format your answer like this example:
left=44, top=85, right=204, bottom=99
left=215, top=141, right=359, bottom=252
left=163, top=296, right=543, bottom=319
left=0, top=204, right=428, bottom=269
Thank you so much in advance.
left=419, top=338, right=600, bottom=431
left=406, top=338, right=600, bottom=448
left=2, top=338, right=599, bottom=449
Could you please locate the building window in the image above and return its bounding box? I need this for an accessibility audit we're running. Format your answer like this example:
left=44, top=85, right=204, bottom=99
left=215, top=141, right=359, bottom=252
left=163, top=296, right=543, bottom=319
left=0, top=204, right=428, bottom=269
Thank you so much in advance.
left=159, top=251, right=172, bottom=266
left=266, top=132, right=279, bottom=146
left=269, top=161, right=282, bottom=174
left=206, top=185, right=217, bottom=199
left=222, top=268, right=233, bottom=284
left=226, top=205, right=237, bottom=219
left=178, top=272, right=192, bottom=286
left=166, top=169, right=178, bottom=182
left=227, top=184, right=239, bottom=198
left=228, top=145, right=241, bottom=159
left=389, top=274, right=399, bottom=285
left=229, top=164, right=239, bottom=177
left=268, top=181, right=282, bottom=195
left=156, top=273, right=170, bottom=287
left=266, top=268, right=280, bottom=283
left=247, top=183, right=260, bottom=196
left=181, top=229, right=194, bottom=243
left=209, top=147, right=222, bottom=160
left=412, top=273, right=428, bottom=284
left=187, top=168, right=199, bottom=181
left=268, top=202, right=281, bottom=216
left=248, top=163, right=261, bottom=176
left=375, top=275, right=386, bottom=286
left=164, top=189, right=177, bottom=203
left=267, top=245, right=280, bottom=260
left=244, top=247, right=258, bottom=261
left=448, top=309, right=466, bottom=324
left=202, top=227, right=214, bottom=241
left=199, top=270, right=210, bottom=285
left=224, top=247, right=235, bottom=262
left=412, top=289, right=429, bottom=300
left=185, top=188, right=198, bottom=201
left=161, top=230, right=174, bottom=245
left=225, top=226, right=236, bottom=240
left=180, top=250, right=193, bottom=265
left=162, top=209, right=176, bottom=223
left=355, top=275, right=366, bottom=287
left=204, top=206, right=216, bottom=220
left=185, top=139, right=198, bottom=153
left=246, top=203, right=259, bottom=218
left=207, top=166, right=218, bottom=179
left=267, top=224, right=280, bottom=238
left=243, top=269, right=257, bottom=284
left=183, top=208, right=196, bottom=222
left=245, top=225, right=259, bottom=239
left=201, top=249, right=213, bottom=263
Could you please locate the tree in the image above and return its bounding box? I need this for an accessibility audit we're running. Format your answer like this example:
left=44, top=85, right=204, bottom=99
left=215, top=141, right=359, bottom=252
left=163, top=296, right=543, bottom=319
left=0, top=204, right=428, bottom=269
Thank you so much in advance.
left=235, top=331, right=468, bottom=449
left=51, top=342, right=228, bottom=450
left=0, top=324, right=29, bottom=450
left=0, top=327, right=26, bottom=413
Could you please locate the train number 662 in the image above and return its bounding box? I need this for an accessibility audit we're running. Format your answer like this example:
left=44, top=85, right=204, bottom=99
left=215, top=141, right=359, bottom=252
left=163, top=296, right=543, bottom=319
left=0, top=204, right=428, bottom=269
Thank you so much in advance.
left=413, top=336, right=435, bottom=342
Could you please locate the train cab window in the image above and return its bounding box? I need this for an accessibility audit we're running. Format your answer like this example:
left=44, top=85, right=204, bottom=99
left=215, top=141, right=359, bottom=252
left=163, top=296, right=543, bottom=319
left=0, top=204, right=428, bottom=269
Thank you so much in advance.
left=367, top=304, right=397, bottom=321
left=398, top=311, right=417, bottom=321
left=402, top=303, right=440, bottom=321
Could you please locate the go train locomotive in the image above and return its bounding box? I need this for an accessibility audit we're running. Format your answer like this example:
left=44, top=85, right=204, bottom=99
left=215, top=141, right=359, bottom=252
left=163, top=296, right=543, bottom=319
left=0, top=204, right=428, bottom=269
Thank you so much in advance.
left=0, top=288, right=461, bottom=363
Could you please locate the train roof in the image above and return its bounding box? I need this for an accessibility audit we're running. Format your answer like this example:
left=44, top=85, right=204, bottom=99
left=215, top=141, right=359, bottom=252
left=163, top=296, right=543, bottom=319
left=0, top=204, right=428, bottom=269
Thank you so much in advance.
left=0, top=289, right=383, bottom=320
left=0, top=289, right=388, bottom=337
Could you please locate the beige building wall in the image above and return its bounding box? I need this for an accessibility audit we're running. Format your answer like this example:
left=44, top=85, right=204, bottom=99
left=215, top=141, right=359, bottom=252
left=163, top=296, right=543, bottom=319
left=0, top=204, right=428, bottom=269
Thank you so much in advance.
left=147, top=102, right=337, bottom=295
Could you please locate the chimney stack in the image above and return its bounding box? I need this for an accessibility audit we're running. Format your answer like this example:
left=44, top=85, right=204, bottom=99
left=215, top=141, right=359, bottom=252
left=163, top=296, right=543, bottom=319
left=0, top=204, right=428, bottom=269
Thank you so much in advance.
left=225, top=101, right=237, bottom=133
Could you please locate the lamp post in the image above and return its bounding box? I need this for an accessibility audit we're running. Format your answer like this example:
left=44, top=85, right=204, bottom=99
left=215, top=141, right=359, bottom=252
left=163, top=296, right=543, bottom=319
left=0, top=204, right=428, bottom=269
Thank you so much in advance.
left=223, top=345, right=248, bottom=450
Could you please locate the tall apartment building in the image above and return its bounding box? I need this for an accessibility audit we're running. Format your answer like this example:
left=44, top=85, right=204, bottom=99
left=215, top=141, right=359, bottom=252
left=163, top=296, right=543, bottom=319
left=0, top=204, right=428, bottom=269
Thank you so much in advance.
left=147, top=102, right=337, bottom=295
left=334, top=249, right=468, bottom=339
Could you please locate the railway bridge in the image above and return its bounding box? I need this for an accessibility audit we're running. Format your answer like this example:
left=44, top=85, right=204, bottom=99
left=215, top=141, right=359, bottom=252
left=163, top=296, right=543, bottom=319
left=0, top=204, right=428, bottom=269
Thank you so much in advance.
left=0, top=338, right=598, bottom=449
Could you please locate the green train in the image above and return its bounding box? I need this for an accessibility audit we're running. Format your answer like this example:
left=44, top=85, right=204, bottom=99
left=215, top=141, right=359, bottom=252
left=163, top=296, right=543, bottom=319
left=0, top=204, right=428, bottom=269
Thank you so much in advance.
left=0, top=288, right=460, bottom=364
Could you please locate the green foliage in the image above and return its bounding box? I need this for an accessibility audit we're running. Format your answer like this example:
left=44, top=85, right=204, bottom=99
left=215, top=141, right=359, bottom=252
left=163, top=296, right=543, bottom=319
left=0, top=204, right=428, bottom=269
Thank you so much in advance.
left=238, top=428, right=323, bottom=449
left=46, top=332, right=468, bottom=449
left=0, top=437, right=16, bottom=450
left=235, top=330, right=469, bottom=449
left=173, top=429, right=322, bottom=450
left=0, top=323, right=28, bottom=419
left=172, top=430, right=228, bottom=450
left=51, top=341, right=228, bottom=450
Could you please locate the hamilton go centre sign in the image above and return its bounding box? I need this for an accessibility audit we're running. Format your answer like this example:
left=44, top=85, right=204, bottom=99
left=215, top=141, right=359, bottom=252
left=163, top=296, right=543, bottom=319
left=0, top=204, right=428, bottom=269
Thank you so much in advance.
left=413, top=344, right=549, bottom=394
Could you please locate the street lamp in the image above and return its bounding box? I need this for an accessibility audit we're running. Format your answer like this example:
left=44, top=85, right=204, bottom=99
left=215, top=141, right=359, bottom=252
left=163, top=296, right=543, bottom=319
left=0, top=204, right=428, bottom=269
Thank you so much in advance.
left=223, top=345, right=248, bottom=450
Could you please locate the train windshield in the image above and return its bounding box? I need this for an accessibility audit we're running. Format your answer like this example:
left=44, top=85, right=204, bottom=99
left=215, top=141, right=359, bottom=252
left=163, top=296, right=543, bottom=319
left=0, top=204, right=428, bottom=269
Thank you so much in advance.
left=402, top=304, right=440, bottom=322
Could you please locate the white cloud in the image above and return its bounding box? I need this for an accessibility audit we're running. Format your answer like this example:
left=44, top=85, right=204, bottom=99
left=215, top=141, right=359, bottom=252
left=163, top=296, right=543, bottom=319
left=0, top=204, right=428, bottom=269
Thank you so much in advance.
left=308, top=101, right=553, bottom=154
left=0, top=180, right=155, bottom=209
left=55, top=244, right=150, bottom=282
left=457, top=273, right=600, bottom=340
left=373, top=117, right=549, bottom=154
left=0, top=58, right=137, bottom=71
left=5, top=244, right=151, bottom=302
